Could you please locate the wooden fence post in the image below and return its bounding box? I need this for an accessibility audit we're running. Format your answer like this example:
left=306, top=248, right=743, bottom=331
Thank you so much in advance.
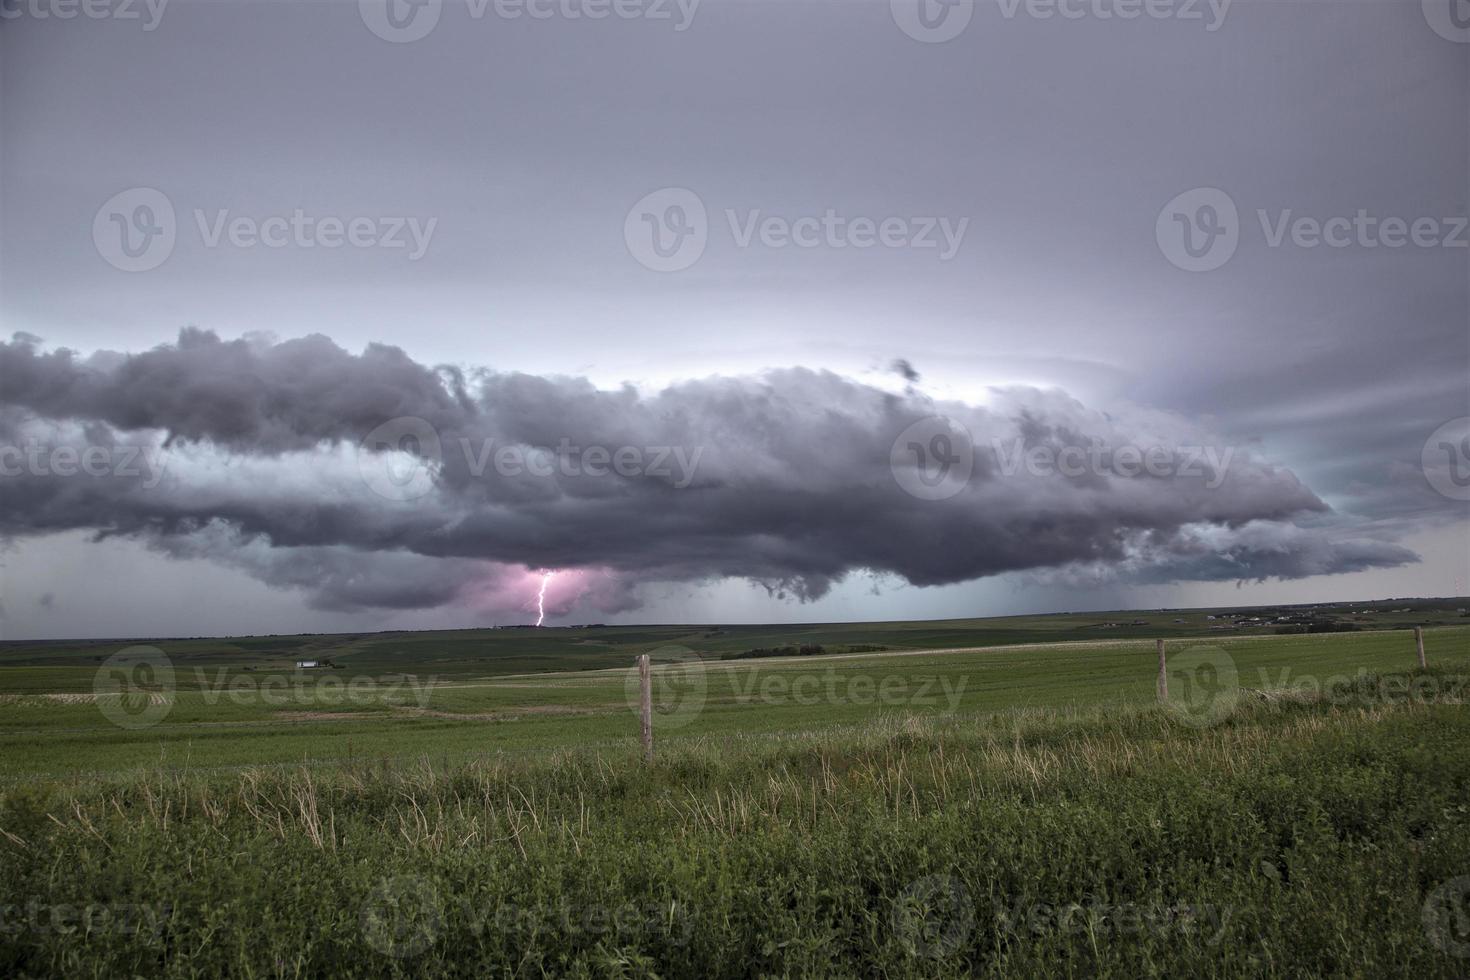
left=1415, top=626, right=1427, bottom=670
left=637, top=654, right=653, bottom=762
left=1156, top=638, right=1167, bottom=701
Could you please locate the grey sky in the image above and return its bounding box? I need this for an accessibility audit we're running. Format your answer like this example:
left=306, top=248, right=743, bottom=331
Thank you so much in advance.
left=1, top=0, right=1466, bottom=638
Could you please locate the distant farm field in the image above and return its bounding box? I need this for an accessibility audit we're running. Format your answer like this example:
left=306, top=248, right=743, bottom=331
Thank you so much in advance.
left=0, top=618, right=1466, bottom=778
left=2, top=607, right=1469, bottom=975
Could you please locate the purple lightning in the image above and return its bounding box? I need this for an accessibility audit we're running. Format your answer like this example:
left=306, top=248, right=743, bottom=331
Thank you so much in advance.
left=535, top=570, right=554, bottom=626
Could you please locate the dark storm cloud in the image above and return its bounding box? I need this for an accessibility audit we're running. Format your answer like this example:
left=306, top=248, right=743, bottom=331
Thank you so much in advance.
left=1032, top=521, right=1420, bottom=588
left=0, top=327, right=471, bottom=451
left=150, top=530, right=489, bottom=612
left=0, top=330, right=1417, bottom=611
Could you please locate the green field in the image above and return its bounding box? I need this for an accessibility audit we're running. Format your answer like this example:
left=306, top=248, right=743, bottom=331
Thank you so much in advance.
left=2, top=602, right=1469, bottom=975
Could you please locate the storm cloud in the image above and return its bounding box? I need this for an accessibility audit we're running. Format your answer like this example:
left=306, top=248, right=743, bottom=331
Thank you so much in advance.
left=0, top=330, right=1417, bottom=614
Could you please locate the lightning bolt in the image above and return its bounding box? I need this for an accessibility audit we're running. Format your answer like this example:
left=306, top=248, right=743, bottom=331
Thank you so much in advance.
left=535, top=570, right=554, bottom=627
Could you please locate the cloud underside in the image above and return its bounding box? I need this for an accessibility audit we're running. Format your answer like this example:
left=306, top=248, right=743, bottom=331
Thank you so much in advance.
left=0, top=330, right=1417, bottom=615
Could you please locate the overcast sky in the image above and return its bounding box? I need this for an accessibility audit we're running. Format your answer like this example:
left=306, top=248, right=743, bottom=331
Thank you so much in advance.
left=1, top=0, right=1467, bottom=639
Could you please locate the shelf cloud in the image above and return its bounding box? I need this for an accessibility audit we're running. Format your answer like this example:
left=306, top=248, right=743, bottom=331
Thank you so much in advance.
left=0, top=330, right=1417, bottom=616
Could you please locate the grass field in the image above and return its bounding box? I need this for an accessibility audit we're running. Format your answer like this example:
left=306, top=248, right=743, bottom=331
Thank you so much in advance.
left=2, top=603, right=1469, bottom=975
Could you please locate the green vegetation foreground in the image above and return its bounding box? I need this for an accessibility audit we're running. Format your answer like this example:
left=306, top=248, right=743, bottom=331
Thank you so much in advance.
left=3, top=675, right=1469, bottom=977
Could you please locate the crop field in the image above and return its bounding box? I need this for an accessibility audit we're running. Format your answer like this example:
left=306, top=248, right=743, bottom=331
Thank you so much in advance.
left=2, top=605, right=1469, bottom=975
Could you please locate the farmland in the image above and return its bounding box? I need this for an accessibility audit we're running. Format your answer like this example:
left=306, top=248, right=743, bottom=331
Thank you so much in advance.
left=0, top=599, right=1465, bottom=778
left=2, top=602, right=1469, bottom=975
